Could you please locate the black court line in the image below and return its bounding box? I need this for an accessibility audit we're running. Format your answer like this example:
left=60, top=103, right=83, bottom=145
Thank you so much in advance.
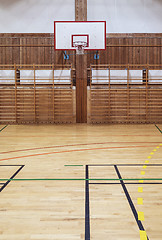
left=0, top=165, right=25, bottom=192
left=86, top=164, right=160, bottom=239
left=88, top=164, right=162, bottom=166
left=114, top=165, right=149, bottom=240
left=155, top=124, right=162, bottom=134
left=85, top=165, right=90, bottom=240
left=0, top=165, right=24, bottom=166
left=0, top=125, right=8, bottom=133
left=89, top=182, right=162, bottom=185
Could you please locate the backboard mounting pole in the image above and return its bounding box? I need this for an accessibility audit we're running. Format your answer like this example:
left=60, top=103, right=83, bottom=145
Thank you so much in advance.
left=75, top=0, right=87, bottom=21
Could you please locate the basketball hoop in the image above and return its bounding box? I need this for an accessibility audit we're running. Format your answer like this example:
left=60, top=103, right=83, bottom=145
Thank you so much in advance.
left=73, top=41, right=87, bottom=55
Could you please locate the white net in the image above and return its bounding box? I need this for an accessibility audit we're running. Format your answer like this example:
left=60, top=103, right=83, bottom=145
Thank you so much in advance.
left=73, top=41, right=87, bottom=55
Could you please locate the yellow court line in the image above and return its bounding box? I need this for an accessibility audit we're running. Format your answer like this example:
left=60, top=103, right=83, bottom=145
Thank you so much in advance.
left=139, top=180, right=144, bottom=183
left=138, top=187, right=143, bottom=193
left=138, top=212, right=145, bottom=221
left=143, top=165, right=147, bottom=169
left=138, top=145, right=161, bottom=240
left=140, top=230, right=147, bottom=240
left=137, top=198, right=143, bottom=205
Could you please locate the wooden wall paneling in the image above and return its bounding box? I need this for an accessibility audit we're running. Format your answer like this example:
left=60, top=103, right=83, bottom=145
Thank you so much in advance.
left=146, top=38, right=150, bottom=65
left=22, top=37, right=26, bottom=65
left=110, top=89, right=127, bottom=123
left=128, top=38, right=133, bottom=65
left=119, top=38, right=124, bottom=65
left=159, top=38, right=162, bottom=64
left=91, top=89, right=109, bottom=123
left=40, top=38, right=45, bottom=65
left=0, top=64, right=74, bottom=124
left=132, top=38, right=136, bottom=65
left=156, top=38, right=161, bottom=65
left=107, top=38, right=111, bottom=65
left=124, top=38, right=129, bottom=64
left=129, top=89, right=146, bottom=123
left=12, top=37, right=20, bottom=64
left=44, top=37, right=49, bottom=64
left=149, top=38, right=154, bottom=65
left=36, top=88, right=53, bottom=123
left=16, top=88, right=35, bottom=123
left=0, top=88, right=15, bottom=123
left=1, top=33, right=162, bottom=67
left=148, top=89, right=162, bottom=123
left=26, top=38, right=30, bottom=65
left=54, top=89, right=73, bottom=123
left=139, top=38, right=144, bottom=65
left=135, top=38, right=140, bottom=66
left=37, top=38, right=41, bottom=65
left=90, top=64, right=162, bottom=124
left=30, top=37, right=35, bottom=64
left=87, top=50, right=93, bottom=67
left=108, top=38, right=112, bottom=64
left=55, top=51, right=63, bottom=65
left=51, top=34, right=55, bottom=65
left=0, top=38, right=2, bottom=65
left=142, top=37, right=147, bottom=65
left=155, top=38, right=159, bottom=65
left=20, top=38, right=23, bottom=65
left=152, top=38, right=156, bottom=65
left=113, top=38, right=119, bottom=65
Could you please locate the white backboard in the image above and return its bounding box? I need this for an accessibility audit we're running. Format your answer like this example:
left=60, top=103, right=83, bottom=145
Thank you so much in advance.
left=54, top=21, right=106, bottom=51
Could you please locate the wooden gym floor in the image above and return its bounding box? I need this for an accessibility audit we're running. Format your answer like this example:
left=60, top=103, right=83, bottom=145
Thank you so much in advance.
left=0, top=124, right=162, bottom=240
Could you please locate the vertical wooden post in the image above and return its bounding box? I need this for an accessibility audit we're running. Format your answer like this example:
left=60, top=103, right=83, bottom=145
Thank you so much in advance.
left=52, top=64, right=55, bottom=123
left=75, top=0, right=87, bottom=123
left=146, top=65, right=148, bottom=123
left=14, top=64, right=17, bottom=123
left=127, top=65, right=130, bottom=123
left=108, top=66, right=111, bottom=122
left=33, top=64, right=36, bottom=123
left=76, top=54, right=87, bottom=122
left=75, top=0, right=87, bottom=21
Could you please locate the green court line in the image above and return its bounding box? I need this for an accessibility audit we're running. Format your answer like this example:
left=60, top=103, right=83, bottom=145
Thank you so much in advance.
left=64, top=165, right=84, bottom=167
left=155, top=124, right=162, bottom=134
left=0, top=125, right=8, bottom=132
left=0, top=178, right=162, bottom=181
